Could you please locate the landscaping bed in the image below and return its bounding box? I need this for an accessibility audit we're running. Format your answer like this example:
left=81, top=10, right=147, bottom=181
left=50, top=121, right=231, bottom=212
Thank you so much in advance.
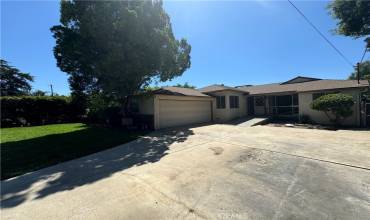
left=1, top=123, right=147, bottom=180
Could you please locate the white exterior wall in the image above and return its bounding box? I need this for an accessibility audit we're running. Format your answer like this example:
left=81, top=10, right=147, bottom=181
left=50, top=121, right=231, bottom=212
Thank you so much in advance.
left=211, top=91, right=247, bottom=122
left=298, top=89, right=362, bottom=126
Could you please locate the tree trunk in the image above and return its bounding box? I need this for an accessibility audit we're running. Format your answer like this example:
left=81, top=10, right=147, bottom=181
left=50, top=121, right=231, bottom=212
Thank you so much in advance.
left=324, top=111, right=335, bottom=124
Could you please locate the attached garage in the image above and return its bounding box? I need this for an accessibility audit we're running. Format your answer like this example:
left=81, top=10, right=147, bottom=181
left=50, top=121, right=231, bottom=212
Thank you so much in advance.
left=134, top=86, right=214, bottom=130
left=157, top=98, right=212, bottom=129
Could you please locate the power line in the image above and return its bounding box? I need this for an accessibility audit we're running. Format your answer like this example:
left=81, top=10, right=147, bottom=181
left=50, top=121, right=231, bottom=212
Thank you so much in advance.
left=360, top=47, right=368, bottom=63
left=287, top=0, right=354, bottom=67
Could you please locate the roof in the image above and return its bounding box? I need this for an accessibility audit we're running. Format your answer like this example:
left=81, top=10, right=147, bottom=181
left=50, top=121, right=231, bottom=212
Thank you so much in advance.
left=280, top=76, right=321, bottom=85
left=199, top=84, right=247, bottom=94
left=237, top=79, right=369, bottom=95
left=153, top=86, right=210, bottom=97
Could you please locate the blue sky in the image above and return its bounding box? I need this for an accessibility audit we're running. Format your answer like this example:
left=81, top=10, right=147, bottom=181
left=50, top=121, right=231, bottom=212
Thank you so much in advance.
left=1, top=0, right=368, bottom=95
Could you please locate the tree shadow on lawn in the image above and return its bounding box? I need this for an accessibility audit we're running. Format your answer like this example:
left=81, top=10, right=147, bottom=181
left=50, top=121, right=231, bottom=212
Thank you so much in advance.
left=1, top=126, right=194, bottom=209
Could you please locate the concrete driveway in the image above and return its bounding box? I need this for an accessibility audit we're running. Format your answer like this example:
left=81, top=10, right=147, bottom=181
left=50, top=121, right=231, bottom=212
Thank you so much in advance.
left=1, top=124, right=370, bottom=219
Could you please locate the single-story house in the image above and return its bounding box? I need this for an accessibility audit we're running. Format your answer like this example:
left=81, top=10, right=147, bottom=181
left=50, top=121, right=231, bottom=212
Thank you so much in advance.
left=132, top=76, right=369, bottom=129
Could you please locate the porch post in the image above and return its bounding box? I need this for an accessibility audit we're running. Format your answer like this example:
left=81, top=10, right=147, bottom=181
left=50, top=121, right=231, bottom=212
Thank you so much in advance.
left=291, top=95, right=294, bottom=115
left=264, top=96, right=267, bottom=115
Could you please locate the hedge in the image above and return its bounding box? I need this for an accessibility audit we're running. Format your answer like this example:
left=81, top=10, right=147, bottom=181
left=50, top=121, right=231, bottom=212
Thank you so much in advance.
left=1, top=96, right=75, bottom=127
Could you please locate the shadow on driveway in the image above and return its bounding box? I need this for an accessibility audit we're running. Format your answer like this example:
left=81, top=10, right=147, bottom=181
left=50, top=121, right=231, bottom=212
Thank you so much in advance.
left=1, top=128, right=194, bottom=209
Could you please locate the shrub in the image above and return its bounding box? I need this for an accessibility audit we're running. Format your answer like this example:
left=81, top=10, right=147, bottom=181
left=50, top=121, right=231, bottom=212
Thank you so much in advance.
left=0, top=96, right=73, bottom=127
left=86, top=93, right=122, bottom=127
left=310, top=93, right=354, bottom=125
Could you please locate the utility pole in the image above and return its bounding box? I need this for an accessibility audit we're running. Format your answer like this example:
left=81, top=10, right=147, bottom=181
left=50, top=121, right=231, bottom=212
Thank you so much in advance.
left=357, top=62, right=360, bottom=84
left=50, top=84, right=54, bottom=96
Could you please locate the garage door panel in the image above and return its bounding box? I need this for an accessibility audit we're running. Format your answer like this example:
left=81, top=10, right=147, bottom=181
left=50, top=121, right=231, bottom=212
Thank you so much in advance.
left=158, top=99, right=211, bottom=129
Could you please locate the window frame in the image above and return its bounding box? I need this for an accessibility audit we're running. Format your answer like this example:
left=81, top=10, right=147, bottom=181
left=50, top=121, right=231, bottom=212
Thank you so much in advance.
left=270, top=94, right=299, bottom=115
left=216, top=96, right=226, bottom=109
left=255, top=96, right=265, bottom=107
left=229, top=95, right=239, bottom=109
left=312, top=91, right=339, bottom=101
left=312, top=93, right=326, bottom=101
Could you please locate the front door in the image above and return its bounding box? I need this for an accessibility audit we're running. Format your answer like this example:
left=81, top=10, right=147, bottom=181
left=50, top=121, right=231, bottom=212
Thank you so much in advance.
left=247, top=97, right=254, bottom=115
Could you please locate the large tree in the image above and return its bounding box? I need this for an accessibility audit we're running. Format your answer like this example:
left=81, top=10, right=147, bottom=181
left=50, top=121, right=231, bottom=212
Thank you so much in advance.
left=51, top=0, right=191, bottom=110
left=0, top=59, right=34, bottom=96
left=328, top=0, right=370, bottom=49
left=348, top=60, right=370, bottom=80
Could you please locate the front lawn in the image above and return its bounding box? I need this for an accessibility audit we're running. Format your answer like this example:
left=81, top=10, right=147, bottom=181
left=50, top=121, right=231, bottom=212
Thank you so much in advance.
left=1, top=123, right=147, bottom=180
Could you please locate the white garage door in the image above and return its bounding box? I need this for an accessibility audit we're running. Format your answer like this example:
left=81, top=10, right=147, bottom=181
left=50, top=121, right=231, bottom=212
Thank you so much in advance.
left=158, top=99, right=212, bottom=129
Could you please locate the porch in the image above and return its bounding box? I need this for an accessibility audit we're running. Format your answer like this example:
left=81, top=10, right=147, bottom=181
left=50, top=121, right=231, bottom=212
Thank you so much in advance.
left=247, top=93, right=299, bottom=117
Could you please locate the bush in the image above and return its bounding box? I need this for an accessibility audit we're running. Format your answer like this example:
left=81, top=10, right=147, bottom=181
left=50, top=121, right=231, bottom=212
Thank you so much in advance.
left=86, top=93, right=122, bottom=127
left=0, top=96, right=74, bottom=127
left=310, top=93, right=354, bottom=125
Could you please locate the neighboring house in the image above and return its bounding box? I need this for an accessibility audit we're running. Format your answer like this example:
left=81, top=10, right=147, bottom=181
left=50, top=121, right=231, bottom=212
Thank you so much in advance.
left=133, top=76, right=369, bottom=129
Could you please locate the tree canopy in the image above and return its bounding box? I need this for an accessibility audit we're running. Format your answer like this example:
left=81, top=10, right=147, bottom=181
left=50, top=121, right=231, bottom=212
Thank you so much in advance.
left=51, top=0, right=191, bottom=101
left=0, top=59, right=34, bottom=96
left=328, top=0, right=370, bottom=49
left=32, top=90, right=47, bottom=96
left=174, top=82, right=196, bottom=89
left=348, top=60, right=370, bottom=80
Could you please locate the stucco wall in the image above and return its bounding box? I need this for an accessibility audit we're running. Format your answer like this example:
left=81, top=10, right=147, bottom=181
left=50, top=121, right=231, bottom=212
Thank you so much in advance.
left=298, top=89, right=361, bottom=126
left=210, top=91, right=247, bottom=122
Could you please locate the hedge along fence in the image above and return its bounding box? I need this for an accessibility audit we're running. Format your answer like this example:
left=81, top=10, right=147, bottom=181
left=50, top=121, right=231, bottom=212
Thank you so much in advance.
left=1, top=96, right=74, bottom=127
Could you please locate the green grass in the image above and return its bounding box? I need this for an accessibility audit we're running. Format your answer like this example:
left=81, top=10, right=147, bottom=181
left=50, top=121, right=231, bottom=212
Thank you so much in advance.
left=1, top=123, right=147, bottom=180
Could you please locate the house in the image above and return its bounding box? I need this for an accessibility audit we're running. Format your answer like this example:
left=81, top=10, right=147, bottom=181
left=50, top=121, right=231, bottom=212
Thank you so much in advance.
left=237, top=76, right=369, bottom=126
left=133, top=76, right=369, bottom=129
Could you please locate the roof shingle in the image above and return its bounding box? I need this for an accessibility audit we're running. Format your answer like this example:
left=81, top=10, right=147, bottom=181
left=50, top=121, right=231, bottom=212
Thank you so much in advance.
left=198, top=84, right=247, bottom=93
left=237, top=79, right=369, bottom=95
left=153, top=86, right=210, bottom=97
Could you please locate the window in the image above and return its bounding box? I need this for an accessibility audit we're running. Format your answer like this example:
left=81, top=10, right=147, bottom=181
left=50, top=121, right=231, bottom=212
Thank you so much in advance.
left=255, top=96, right=265, bottom=106
left=293, top=94, right=298, bottom=105
left=276, top=95, right=292, bottom=106
left=312, top=93, right=325, bottom=100
left=216, top=96, right=226, bottom=109
left=312, top=92, right=338, bottom=100
left=229, top=96, right=239, bottom=108
left=270, top=94, right=299, bottom=115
